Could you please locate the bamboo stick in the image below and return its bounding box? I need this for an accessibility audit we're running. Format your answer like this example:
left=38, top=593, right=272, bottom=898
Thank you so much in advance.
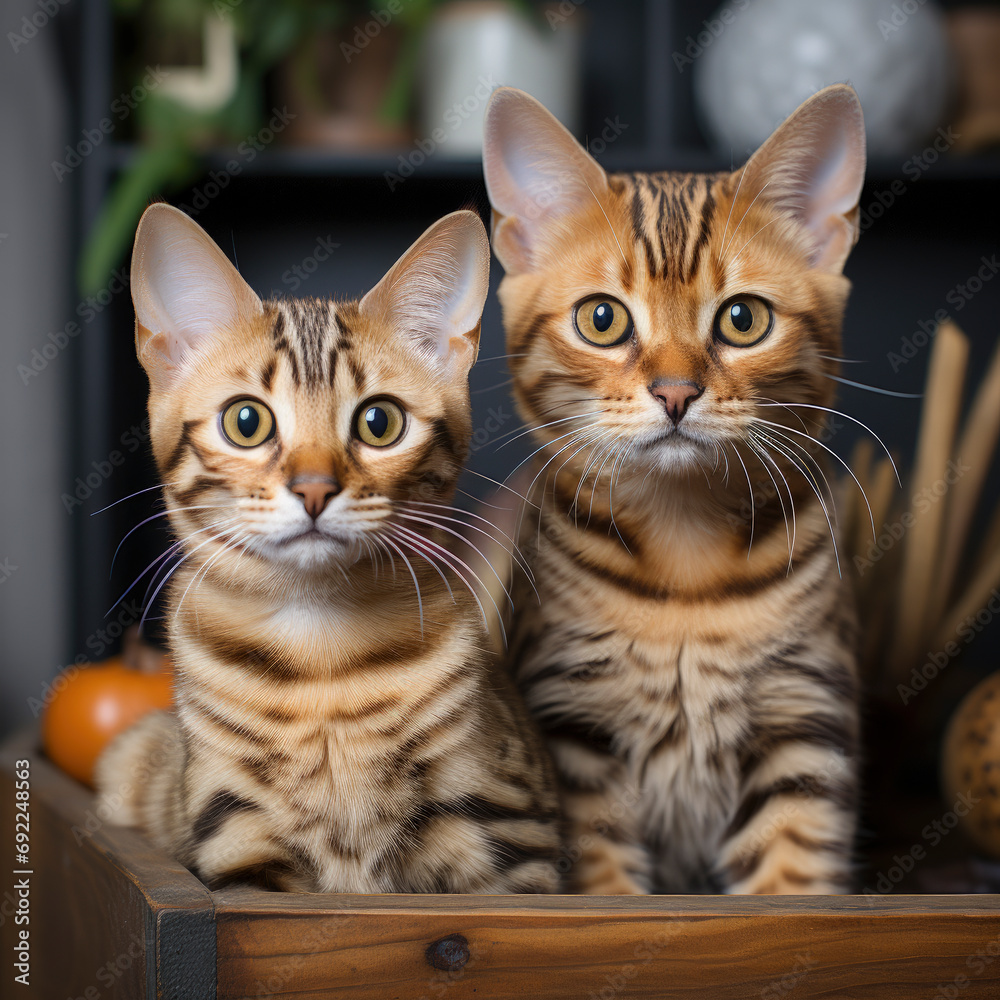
left=932, top=338, right=1000, bottom=621
left=931, top=542, right=1000, bottom=653
left=849, top=439, right=874, bottom=575
left=891, top=321, right=969, bottom=678
left=977, top=500, right=1000, bottom=577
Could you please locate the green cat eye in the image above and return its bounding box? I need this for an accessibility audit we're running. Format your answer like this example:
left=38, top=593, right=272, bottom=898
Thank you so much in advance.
left=714, top=295, right=773, bottom=348
left=574, top=295, right=634, bottom=347
left=221, top=399, right=275, bottom=448
left=355, top=398, right=406, bottom=447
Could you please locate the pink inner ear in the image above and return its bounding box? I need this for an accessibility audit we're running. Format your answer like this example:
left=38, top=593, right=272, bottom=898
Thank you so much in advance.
left=483, top=88, right=608, bottom=273
left=131, top=204, right=263, bottom=372
left=739, top=86, right=866, bottom=273
left=359, top=211, right=489, bottom=365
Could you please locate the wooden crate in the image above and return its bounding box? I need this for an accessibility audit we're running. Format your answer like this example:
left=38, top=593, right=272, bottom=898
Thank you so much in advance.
left=2, top=728, right=999, bottom=1000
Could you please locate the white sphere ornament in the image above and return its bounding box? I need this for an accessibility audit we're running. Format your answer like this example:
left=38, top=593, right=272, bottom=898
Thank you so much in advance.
left=693, top=0, right=953, bottom=160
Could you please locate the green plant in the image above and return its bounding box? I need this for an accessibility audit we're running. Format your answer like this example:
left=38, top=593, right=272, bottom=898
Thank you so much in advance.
left=81, top=0, right=359, bottom=294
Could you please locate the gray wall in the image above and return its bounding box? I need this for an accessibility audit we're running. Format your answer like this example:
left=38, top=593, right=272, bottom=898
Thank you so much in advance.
left=0, top=0, right=71, bottom=734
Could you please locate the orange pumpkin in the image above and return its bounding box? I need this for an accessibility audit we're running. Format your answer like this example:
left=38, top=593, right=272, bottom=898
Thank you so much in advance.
left=41, top=657, right=173, bottom=787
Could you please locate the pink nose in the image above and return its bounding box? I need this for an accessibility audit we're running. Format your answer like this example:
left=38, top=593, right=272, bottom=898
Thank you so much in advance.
left=290, top=478, right=339, bottom=519
left=649, top=381, right=704, bottom=425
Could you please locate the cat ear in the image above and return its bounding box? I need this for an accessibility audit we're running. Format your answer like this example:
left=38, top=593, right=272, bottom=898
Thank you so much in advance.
left=359, top=210, right=490, bottom=374
left=483, top=87, right=609, bottom=275
left=736, top=84, right=866, bottom=273
left=130, top=203, right=263, bottom=389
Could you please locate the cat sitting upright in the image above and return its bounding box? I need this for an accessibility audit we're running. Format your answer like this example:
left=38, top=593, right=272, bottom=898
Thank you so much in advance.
left=483, top=85, right=866, bottom=894
left=97, top=204, right=561, bottom=894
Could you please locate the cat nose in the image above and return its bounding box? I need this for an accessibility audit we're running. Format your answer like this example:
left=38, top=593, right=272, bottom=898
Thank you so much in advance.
left=290, top=477, right=340, bottom=519
left=649, top=380, right=704, bottom=425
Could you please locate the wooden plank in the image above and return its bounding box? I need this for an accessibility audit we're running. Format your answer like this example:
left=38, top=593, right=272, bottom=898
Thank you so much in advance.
left=213, top=889, right=1000, bottom=999
left=0, top=728, right=216, bottom=999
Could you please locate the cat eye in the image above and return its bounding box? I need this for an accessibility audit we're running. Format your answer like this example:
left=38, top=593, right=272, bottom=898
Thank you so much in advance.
left=573, top=296, right=634, bottom=347
left=714, top=295, right=773, bottom=348
left=221, top=399, right=275, bottom=448
left=355, top=399, right=406, bottom=447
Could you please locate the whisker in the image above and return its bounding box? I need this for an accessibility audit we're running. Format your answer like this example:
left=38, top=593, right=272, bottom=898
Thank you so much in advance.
left=821, top=373, right=923, bottom=398
left=728, top=440, right=756, bottom=559
left=582, top=177, right=629, bottom=269
left=388, top=525, right=503, bottom=644
left=90, top=481, right=177, bottom=516
left=754, top=401, right=900, bottom=484
left=110, top=504, right=229, bottom=578
left=464, top=469, right=539, bottom=508
left=818, top=354, right=868, bottom=365
left=107, top=515, right=239, bottom=615
left=379, top=534, right=425, bottom=638
left=748, top=433, right=796, bottom=571
left=472, top=377, right=515, bottom=394
left=400, top=501, right=535, bottom=586
left=494, top=411, right=605, bottom=451
left=720, top=163, right=748, bottom=255
left=395, top=511, right=516, bottom=609
left=745, top=435, right=793, bottom=568
left=756, top=430, right=842, bottom=577
left=728, top=218, right=779, bottom=269
left=476, top=352, right=529, bottom=363
left=754, top=416, right=876, bottom=539
left=384, top=527, right=455, bottom=603
left=138, top=529, right=228, bottom=635
left=721, top=180, right=770, bottom=261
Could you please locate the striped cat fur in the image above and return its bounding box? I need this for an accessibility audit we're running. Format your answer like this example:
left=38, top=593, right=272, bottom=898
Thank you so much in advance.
left=483, top=86, right=867, bottom=893
left=96, top=205, right=561, bottom=894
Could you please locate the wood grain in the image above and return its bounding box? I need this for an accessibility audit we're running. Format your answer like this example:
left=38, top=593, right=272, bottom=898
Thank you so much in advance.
left=6, top=726, right=1000, bottom=1000
left=212, top=888, right=1000, bottom=1000
left=0, top=728, right=215, bottom=999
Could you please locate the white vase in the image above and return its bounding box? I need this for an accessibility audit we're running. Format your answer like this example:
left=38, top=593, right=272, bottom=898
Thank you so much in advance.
left=418, top=1, right=583, bottom=158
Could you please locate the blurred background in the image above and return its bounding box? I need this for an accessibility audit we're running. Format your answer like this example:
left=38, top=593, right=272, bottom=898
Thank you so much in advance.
left=1, top=0, right=999, bottom=885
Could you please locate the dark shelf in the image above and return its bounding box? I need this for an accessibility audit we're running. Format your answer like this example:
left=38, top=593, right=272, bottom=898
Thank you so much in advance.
left=107, top=142, right=1000, bottom=184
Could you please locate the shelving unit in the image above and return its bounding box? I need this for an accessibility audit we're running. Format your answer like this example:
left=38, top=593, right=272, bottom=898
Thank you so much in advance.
left=71, top=0, right=999, bottom=688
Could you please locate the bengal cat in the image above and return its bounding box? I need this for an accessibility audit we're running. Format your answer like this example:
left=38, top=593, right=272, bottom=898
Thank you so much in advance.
left=96, top=204, right=561, bottom=894
left=483, top=85, right=866, bottom=893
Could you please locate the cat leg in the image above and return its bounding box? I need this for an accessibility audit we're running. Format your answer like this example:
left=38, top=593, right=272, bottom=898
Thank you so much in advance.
left=717, top=742, right=856, bottom=894
left=94, top=710, right=186, bottom=850
left=549, top=736, right=652, bottom=894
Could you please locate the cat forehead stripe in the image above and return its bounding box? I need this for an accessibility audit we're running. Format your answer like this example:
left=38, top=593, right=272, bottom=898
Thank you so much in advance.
left=268, top=299, right=349, bottom=390
left=613, top=172, right=723, bottom=284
